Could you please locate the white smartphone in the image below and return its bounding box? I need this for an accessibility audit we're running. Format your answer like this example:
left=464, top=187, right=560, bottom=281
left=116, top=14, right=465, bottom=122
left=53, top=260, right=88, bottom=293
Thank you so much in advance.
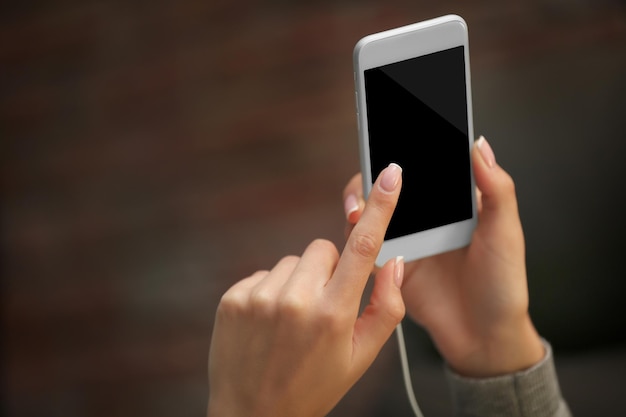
left=353, top=15, right=477, bottom=267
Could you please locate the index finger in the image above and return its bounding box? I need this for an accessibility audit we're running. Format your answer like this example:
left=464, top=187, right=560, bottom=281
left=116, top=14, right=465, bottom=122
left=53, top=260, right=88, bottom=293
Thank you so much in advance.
left=330, top=163, right=402, bottom=302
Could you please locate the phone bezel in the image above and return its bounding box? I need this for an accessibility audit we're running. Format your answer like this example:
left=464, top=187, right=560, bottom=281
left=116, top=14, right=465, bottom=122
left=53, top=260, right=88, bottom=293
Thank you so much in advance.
left=353, top=15, right=477, bottom=266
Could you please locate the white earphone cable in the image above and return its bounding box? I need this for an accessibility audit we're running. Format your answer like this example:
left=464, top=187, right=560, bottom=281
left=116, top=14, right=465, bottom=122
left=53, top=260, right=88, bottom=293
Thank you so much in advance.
left=395, top=322, right=425, bottom=417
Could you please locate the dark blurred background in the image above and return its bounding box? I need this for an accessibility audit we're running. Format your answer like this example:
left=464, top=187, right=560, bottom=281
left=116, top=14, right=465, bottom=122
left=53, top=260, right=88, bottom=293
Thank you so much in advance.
left=2, top=0, right=626, bottom=416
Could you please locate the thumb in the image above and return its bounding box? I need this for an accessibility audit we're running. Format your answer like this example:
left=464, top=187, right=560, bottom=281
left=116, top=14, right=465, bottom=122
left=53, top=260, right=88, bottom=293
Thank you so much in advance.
left=473, top=136, right=520, bottom=222
left=472, top=136, right=525, bottom=252
left=352, top=256, right=406, bottom=371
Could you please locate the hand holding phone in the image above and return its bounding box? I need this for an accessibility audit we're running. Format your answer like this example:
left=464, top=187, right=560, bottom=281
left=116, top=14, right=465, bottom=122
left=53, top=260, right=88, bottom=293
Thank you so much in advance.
left=349, top=15, right=545, bottom=377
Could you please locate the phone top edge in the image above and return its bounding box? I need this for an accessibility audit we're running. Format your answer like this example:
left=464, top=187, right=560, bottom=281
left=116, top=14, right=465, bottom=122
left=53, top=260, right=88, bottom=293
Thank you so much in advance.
left=353, top=15, right=469, bottom=73
left=353, top=14, right=467, bottom=63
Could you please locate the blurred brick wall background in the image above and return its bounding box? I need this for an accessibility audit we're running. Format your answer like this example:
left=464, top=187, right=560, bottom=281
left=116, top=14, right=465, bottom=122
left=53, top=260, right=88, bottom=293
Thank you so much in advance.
left=3, top=0, right=626, bottom=416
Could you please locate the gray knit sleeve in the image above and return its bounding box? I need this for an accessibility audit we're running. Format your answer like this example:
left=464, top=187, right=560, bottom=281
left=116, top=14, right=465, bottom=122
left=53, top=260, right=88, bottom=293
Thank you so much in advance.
left=445, top=341, right=571, bottom=417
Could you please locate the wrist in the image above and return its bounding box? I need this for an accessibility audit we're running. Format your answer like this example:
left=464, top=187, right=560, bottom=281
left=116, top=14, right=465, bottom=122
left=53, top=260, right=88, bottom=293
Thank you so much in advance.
left=447, top=315, right=545, bottom=378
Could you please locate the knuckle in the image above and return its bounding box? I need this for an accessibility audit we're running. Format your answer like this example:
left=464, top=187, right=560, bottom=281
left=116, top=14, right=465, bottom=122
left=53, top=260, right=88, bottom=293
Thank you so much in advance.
left=277, top=255, right=300, bottom=270
left=249, top=288, right=276, bottom=317
left=350, top=230, right=379, bottom=259
left=217, top=288, right=247, bottom=318
left=277, top=293, right=345, bottom=334
left=276, top=292, right=308, bottom=320
left=250, top=269, right=270, bottom=278
left=307, top=238, right=339, bottom=258
left=309, top=238, right=333, bottom=250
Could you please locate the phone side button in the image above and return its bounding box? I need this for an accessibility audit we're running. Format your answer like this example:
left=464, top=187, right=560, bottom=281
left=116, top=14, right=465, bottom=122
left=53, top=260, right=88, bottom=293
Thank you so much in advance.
left=354, top=91, right=361, bottom=130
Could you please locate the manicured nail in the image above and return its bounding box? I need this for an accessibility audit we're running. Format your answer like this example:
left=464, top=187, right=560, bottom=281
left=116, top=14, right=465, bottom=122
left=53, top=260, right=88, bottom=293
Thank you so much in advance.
left=379, top=163, right=402, bottom=193
left=394, top=256, right=405, bottom=288
left=344, top=193, right=359, bottom=220
left=477, top=136, right=496, bottom=169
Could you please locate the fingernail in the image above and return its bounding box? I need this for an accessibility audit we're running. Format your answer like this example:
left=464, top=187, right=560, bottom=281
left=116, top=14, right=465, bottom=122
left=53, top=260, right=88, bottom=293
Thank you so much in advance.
left=344, top=193, right=359, bottom=220
left=379, top=163, right=402, bottom=193
left=477, top=136, right=496, bottom=169
left=394, top=256, right=404, bottom=288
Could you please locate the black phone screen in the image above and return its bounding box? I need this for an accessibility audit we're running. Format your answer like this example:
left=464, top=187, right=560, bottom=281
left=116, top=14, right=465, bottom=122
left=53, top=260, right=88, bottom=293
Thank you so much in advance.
left=364, top=45, right=473, bottom=241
